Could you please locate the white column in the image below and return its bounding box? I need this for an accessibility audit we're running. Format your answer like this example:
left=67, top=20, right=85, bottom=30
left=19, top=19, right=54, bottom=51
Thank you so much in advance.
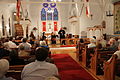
left=20, top=20, right=31, bottom=38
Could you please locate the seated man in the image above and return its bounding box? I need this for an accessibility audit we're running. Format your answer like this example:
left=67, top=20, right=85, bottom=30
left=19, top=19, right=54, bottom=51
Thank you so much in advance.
left=3, top=37, right=17, bottom=51
left=0, top=59, right=15, bottom=80
left=108, top=44, right=120, bottom=76
left=21, top=47, right=59, bottom=80
left=113, top=44, right=120, bottom=59
left=18, top=38, right=31, bottom=51
left=0, top=42, right=10, bottom=59
left=88, top=39, right=96, bottom=48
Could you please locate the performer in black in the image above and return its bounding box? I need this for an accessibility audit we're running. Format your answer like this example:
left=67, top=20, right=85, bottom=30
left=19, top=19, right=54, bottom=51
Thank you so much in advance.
left=58, top=28, right=66, bottom=45
left=51, top=32, right=57, bottom=44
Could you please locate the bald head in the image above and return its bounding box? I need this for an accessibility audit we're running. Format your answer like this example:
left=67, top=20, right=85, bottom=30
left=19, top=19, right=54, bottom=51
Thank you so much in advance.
left=0, top=59, right=9, bottom=78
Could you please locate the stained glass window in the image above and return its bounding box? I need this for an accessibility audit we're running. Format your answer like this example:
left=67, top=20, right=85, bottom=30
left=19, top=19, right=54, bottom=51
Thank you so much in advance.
left=53, top=8, right=58, bottom=20
left=47, top=7, right=52, bottom=20
left=41, top=8, right=46, bottom=20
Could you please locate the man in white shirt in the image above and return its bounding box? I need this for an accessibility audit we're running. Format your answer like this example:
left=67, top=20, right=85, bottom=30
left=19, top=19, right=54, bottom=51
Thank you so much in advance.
left=88, top=39, right=96, bottom=48
left=4, top=37, right=17, bottom=51
left=21, top=47, right=59, bottom=80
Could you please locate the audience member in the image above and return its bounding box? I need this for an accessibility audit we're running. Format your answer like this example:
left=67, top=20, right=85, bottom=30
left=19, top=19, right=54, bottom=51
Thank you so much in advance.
left=113, top=44, right=120, bottom=59
left=76, top=38, right=84, bottom=49
left=99, top=36, right=107, bottom=48
left=0, top=59, right=15, bottom=80
left=29, top=37, right=35, bottom=45
left=88, top=39, right=96, bottom=48
left=18, top=45, right=30, bottom=57
left=40, top=41, right=48, bottom=48
left=3, top=38, right=10, bottom=50
left=7, top=37, right=17, bottom=49
left=21, top=48, right=59, bottom=80
left=9, top=50, right=25, bottom=65
left=107, top=38, right=118, bottom=51
left=18, top=38, right=31, bottom=51
left=0, top=42, right=10, bottom=59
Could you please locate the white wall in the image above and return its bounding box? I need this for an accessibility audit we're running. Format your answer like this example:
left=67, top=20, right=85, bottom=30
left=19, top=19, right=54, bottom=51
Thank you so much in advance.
left=68, top=0, right=114, bottom=37
left=0, top=0, right=115, bottom=38
left=0, top=4, right=14, bottom=38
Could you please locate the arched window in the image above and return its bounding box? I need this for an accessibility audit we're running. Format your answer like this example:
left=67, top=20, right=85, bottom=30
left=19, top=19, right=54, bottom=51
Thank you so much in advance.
left=2, top=15, right=5, bottom=36
left=41, top=8, right=46, bottom=20
left=9, top=18, right=11, bottom=35
left=47, top=7, right=52, bottom=20
left=53, top=8, right=58, bottom=20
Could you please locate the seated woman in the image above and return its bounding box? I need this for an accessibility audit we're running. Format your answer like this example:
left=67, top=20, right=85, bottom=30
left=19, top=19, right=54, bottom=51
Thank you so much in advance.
left=0, top=59, right=15, bottom=80
left=9, top=50, right=25, bottom=65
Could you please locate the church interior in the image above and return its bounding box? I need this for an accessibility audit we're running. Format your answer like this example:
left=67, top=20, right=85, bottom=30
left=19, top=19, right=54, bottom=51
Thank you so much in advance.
left=0, top=0, right=120, bottom=80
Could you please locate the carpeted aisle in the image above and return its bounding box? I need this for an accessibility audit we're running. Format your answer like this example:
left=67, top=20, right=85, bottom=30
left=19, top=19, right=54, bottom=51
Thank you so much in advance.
left=52, top=54, right=96, bottom=80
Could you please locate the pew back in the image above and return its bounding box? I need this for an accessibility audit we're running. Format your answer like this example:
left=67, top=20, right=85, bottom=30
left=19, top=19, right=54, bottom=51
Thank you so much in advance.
left=104, top=54, right=117, bottom=80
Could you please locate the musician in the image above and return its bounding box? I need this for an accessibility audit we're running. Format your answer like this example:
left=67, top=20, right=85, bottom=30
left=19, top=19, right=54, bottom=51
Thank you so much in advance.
left=58, top=28, right=66, bottom=45
left=51, top=32, right=57, bottom=44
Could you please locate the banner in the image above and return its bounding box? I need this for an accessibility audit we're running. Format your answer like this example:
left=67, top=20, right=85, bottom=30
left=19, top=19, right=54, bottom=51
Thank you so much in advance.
left=42, top=22, right=46, bottom=31
left=54, top=22, right=57, bottom=31
left=16, top=0, right=21, bottom=19
left=85, top=0, right=91, bottom=17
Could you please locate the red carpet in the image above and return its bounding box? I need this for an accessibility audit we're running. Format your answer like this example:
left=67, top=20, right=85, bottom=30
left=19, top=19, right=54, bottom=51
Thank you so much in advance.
left=60, top=45, right=76, bottom=47
left=52, top=54, right=96, bottom=80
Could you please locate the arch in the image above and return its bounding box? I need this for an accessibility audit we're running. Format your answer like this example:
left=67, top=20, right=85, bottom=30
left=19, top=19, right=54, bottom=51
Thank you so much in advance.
left=47, top=7, right=52, bottom=20
left=41, top=8, right=46, bottom=20
left=53, top=8, right=58, bottom=20
left=2, top=15, right=5, bottom=36
left=9, top=18, right=11, bottom=35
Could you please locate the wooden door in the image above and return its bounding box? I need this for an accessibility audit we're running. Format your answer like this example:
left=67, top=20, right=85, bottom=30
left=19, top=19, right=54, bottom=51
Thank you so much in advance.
left=14, top=23, right=23, bottom=37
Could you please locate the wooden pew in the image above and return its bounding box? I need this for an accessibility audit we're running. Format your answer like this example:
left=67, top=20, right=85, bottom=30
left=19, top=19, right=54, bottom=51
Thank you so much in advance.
left=9, top=65, right=25, bottom=70
left=81, top=46, right=95, bottom=68
left=6, top=65, right=25, bottom=80
left=104, top=54, right=117, bottom=80
left=116, top=59, right=120, bottom=77
left=76, top=43, right=85, bottom=61
left=90, top=49, right=115, bottom=75
left=61, top=38, right=79, bottom=45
